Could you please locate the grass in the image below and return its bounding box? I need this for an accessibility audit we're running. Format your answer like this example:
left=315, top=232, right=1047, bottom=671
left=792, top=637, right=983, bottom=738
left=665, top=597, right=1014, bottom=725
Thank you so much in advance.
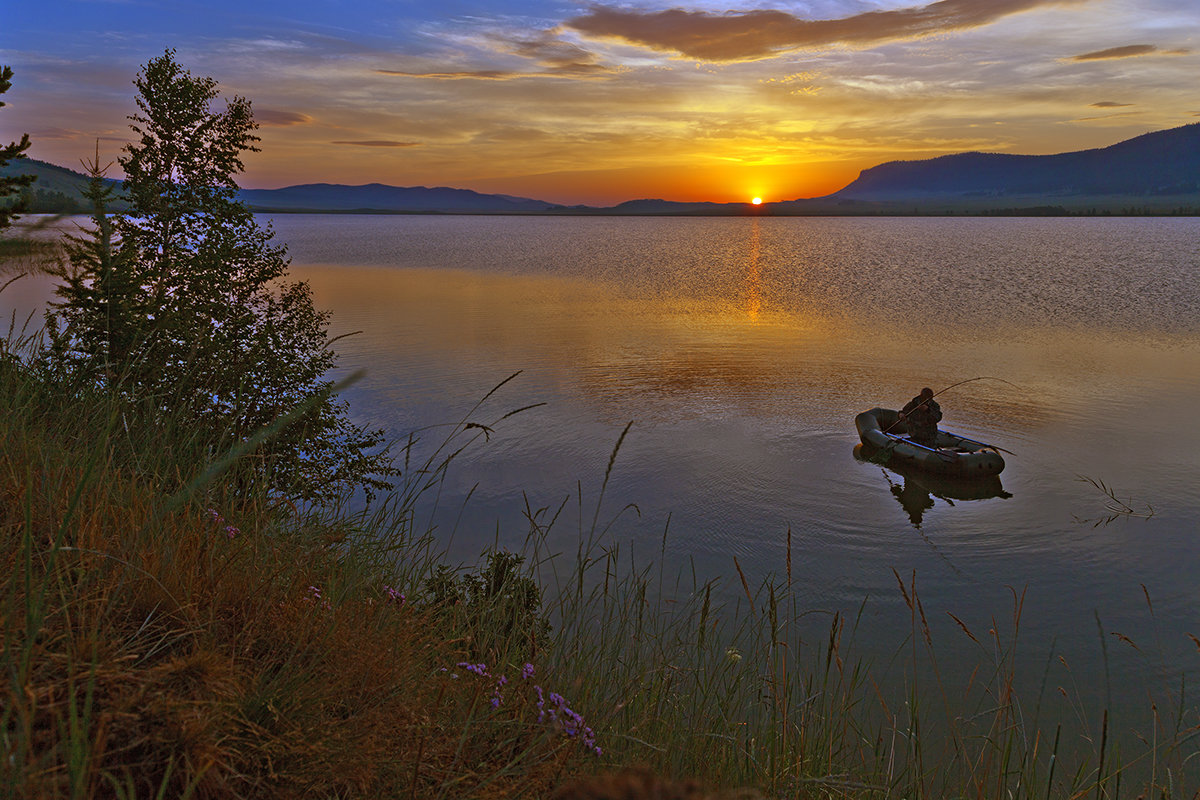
left=2, top=301, right=1199, bottom=798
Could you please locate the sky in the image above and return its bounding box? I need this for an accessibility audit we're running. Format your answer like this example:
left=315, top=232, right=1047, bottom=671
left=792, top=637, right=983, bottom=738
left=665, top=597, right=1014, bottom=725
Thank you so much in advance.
left=2, top=0, right=1198, bottom=205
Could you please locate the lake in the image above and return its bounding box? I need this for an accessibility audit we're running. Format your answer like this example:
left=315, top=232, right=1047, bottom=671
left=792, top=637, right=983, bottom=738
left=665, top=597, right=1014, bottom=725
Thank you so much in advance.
left=6, top=213, right=1200, bottom=751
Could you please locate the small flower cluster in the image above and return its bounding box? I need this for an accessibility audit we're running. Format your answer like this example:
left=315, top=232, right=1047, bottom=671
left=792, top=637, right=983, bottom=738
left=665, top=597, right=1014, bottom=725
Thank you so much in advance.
left=207, top=508, right=240, bottom=539
left=534, top=685, right=600, bottom=756
left=307, top=584, right=331, bottom=610
left=383, top=585, right=406, bottom=605
left=439, top=660, right=601, bottom=755
left=456, top=662, right=508, bottom=708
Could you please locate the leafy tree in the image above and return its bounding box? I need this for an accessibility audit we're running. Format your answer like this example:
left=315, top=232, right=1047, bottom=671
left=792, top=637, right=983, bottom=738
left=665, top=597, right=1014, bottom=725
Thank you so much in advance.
left=47, top=50, right=395, bottom=503
left=0, top=65, right=35, bottom=231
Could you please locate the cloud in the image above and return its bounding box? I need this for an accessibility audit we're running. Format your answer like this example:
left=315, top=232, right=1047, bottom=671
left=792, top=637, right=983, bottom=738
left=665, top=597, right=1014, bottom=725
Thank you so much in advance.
left=1072, top=111, right=1142, bottom=122
left=29, top=126, right=84, bottom=140
left=375, top=68, right=609, bottom=81
left=1067, top=43, right=1190, bottom=60
left=566, top=0, right=1089, bottom=62
left=376, top=32, right=614, bottom=82
left=502, top=31, right=612, bottom=75
left=331, top=140, right=421, bottom=148
left=256, top=109, right=312, bottom=126
left=1089, top=101, right=1132, bottom=108
left=1070, top=44, right=1155, bottom=60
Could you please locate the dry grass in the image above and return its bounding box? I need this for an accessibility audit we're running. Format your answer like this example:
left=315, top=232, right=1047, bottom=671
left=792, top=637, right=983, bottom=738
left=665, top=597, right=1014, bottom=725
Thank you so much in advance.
left=4, top=332, right=1199, bottom=799
left=0, top=363, right=605, bottom=799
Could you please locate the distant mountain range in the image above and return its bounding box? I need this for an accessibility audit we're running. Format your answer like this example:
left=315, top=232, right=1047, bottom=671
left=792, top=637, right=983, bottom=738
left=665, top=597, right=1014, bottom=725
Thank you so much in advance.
left=4, top=123, right=1199, bottom=216
left=237, top=183, right=560, bottom=213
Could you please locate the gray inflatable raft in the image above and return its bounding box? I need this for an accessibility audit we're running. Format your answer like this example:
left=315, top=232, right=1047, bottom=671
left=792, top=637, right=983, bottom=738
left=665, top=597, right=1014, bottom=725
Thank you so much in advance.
left=855, top=407, right=1005, bottom=477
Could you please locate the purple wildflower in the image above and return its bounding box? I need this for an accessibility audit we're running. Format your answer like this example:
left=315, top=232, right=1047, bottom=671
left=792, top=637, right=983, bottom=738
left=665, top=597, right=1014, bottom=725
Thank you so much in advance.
left=306, top=585, right=331, bottom=610
left=532, top=685, right=601, bottom=755
left=457, top=662, right=490, bottom=677
left=383, top=586, right=405, bottom=604
left=522, top=663, right=535, bottom=680
left=224, top=524, right=240, bottom=539
left=490, top=674, right=507, bottom=708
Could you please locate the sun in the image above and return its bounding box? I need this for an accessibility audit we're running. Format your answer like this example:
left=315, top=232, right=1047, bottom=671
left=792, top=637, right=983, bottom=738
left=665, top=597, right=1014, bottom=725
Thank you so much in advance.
left=751, top=197, right=763, bottom=205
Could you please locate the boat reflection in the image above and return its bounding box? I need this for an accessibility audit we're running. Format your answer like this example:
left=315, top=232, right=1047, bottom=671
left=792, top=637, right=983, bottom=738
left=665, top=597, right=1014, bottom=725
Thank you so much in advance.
left=853, top=443, right=1013, bottom=528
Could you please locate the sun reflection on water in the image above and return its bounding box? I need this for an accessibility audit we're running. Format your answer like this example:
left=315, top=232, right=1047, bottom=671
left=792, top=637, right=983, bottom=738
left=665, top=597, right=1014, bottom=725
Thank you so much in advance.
left=745, top=218, right=761, bottom=321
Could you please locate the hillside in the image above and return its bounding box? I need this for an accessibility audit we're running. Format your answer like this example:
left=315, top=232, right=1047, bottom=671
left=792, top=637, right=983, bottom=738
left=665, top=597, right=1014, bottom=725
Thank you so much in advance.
left=830, top=123, right=1200, bottom=205
left=0, top=158, right=122, bottom=213
left=0, top=161, right=560, bottom=215
left=237, top=182, right=562, bottom=213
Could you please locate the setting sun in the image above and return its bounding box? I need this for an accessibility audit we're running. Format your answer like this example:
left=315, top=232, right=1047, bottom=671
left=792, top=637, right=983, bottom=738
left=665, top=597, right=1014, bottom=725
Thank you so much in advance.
left=751, top=197, right=762, bottom=205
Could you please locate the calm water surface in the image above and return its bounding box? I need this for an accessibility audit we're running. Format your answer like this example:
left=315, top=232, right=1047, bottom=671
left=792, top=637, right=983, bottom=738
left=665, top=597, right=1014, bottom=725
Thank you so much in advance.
left=7, top=214, right=1200, bottom=743
left=274, top=215, right=1200, bottom=721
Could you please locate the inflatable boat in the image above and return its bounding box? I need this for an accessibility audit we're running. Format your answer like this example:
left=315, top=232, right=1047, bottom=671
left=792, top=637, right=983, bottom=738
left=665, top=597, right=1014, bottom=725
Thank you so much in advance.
left=854, top=407, right=1006, bottom=477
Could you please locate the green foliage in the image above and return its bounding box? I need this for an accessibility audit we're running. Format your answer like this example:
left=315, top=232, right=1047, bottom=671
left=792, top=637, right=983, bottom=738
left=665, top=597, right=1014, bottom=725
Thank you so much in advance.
left=424, top=551, right=552, bottom=655
left=1, top=186, right=85, bottom=214
left=46, top=151, right=143, bottom=378
left=0, top=65, right=35, bottom=230
left=44, top=50, right=396, bottom=504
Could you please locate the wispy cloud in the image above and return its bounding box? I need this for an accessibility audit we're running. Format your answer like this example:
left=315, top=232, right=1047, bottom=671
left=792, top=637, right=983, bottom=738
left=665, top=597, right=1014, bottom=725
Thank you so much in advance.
left=1068, top=43, right=1189, bottom=60
left=257, top=109, right=312, bottom=126
left=331, top=140, right=421, bottom=147
left=375, top=68, right=610, bottom=81
left=1090, top=101, right=1132, bottom=108
left=1073, top=111, right=1143, bottom=122
left=567, top=0, right=1090, bottom=62
left=501, top=31, right=613, bottom=74
left=376, top=31, right=615, bottom=81
left=29, top=126, right=85, bottom=140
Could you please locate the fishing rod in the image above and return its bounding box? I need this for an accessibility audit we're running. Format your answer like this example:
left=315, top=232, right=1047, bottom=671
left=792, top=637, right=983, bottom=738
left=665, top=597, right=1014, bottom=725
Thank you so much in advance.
left=883, top=376, right=1022, bottom=453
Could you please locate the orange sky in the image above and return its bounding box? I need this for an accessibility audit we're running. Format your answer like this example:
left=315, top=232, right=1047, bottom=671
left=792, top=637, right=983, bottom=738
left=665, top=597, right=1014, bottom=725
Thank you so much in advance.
left=4, top=1, right=1199, bottom=205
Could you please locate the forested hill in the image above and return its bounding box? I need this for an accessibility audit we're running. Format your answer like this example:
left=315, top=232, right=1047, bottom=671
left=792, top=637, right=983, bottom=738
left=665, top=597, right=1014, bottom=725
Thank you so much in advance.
left=0, top=160, right=559, bottom=215
left=236, top=183, right=561, bottom=213
left=830, top=123, right=1200, bottom=202
left=0, top=158, right=115, bottom=213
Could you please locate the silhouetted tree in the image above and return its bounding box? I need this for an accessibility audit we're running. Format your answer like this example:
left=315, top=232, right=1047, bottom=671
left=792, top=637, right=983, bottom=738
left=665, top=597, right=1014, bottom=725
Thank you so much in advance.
left=46, top=148, right=142, bottom=378
left=47, top=50, right=396, bottom=503
left=0, top=65, right=35, bottom=231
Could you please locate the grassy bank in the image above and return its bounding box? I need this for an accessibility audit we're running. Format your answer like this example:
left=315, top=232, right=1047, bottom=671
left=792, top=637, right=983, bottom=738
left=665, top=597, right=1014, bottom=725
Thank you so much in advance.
left=3, top=322, right=1199, bottom=798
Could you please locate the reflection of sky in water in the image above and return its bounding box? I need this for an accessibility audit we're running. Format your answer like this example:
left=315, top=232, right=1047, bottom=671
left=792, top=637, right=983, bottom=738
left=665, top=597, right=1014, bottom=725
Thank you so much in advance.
left=5, top=215, right=1200, bottom=744
left=275, top=217, right=1200, bottom=708
left=287, top=216, right=1200, bottom=741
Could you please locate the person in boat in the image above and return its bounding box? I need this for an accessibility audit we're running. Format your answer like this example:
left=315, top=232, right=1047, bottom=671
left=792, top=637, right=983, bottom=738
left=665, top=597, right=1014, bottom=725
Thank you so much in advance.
left=900, top=387, right=942, bottom=447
